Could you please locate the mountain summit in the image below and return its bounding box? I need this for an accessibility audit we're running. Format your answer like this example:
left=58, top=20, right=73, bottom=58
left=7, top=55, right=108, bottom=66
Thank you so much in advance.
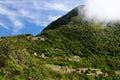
left=0, top=6, right=120, bottom=80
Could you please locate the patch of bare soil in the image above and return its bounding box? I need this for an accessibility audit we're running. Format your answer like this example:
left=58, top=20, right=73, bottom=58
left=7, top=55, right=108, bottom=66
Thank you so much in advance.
left=53, top=56, right=81, bottom=62
left=115, top=71, right=120, bottom=75
left=45, top=64, right=108, bottom=76
left=45, top=64, right=75, bottom=73
left=68, top=56, right=81, bottom=62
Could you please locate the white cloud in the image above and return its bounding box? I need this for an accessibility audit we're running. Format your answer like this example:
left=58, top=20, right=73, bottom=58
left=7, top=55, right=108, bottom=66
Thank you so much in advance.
left=0, top=0, right=84, bottom=34
left=0, top=22, right=9, bottom=29
left=48, top=15, right=61, bottom=21
left=44, top=3, right=70, bottom=12
left=0, top=4, right=24, bottom=33
left=82, top=0, right=120, bottom=23
left=14, top=20, right=23, bottom=27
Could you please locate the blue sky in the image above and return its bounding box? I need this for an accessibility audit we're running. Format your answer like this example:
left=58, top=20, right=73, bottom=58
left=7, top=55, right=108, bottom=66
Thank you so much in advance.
left=0, top=0, right=84, bottom=37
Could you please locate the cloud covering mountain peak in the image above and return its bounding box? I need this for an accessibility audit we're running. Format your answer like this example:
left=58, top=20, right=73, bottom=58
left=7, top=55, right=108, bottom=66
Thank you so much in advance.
left=82, top=0, right=120, bottom=23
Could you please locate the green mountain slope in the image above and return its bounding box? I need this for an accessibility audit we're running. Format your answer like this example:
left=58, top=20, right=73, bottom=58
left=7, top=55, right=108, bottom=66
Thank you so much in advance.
left=0, top=7, right=120, bottom=80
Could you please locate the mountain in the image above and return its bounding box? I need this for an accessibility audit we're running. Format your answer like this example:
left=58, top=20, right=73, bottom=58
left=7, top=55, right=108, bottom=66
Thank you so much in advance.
left=0, top=6, right=120, bottom=80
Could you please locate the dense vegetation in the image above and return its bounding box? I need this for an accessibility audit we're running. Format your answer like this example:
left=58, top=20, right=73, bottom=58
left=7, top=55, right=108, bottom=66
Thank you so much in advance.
left=0, top=7, right=120, bottom=80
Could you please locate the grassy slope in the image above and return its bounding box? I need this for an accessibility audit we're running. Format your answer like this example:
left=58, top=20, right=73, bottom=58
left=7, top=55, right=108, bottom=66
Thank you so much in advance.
left=0, top=7, right=120, bottom=80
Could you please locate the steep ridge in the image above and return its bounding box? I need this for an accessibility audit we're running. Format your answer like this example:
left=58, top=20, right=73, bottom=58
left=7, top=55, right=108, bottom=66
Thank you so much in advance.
left=43, top=7, right=78, bottom=30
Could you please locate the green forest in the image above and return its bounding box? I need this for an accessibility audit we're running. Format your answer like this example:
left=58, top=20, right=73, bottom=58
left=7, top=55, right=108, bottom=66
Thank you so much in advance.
left=0, top=7, right=120, bottom=80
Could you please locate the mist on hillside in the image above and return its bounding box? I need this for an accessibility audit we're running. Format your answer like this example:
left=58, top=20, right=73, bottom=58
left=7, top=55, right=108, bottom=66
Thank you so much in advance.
left=78, top=0, right=120, bottom=24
